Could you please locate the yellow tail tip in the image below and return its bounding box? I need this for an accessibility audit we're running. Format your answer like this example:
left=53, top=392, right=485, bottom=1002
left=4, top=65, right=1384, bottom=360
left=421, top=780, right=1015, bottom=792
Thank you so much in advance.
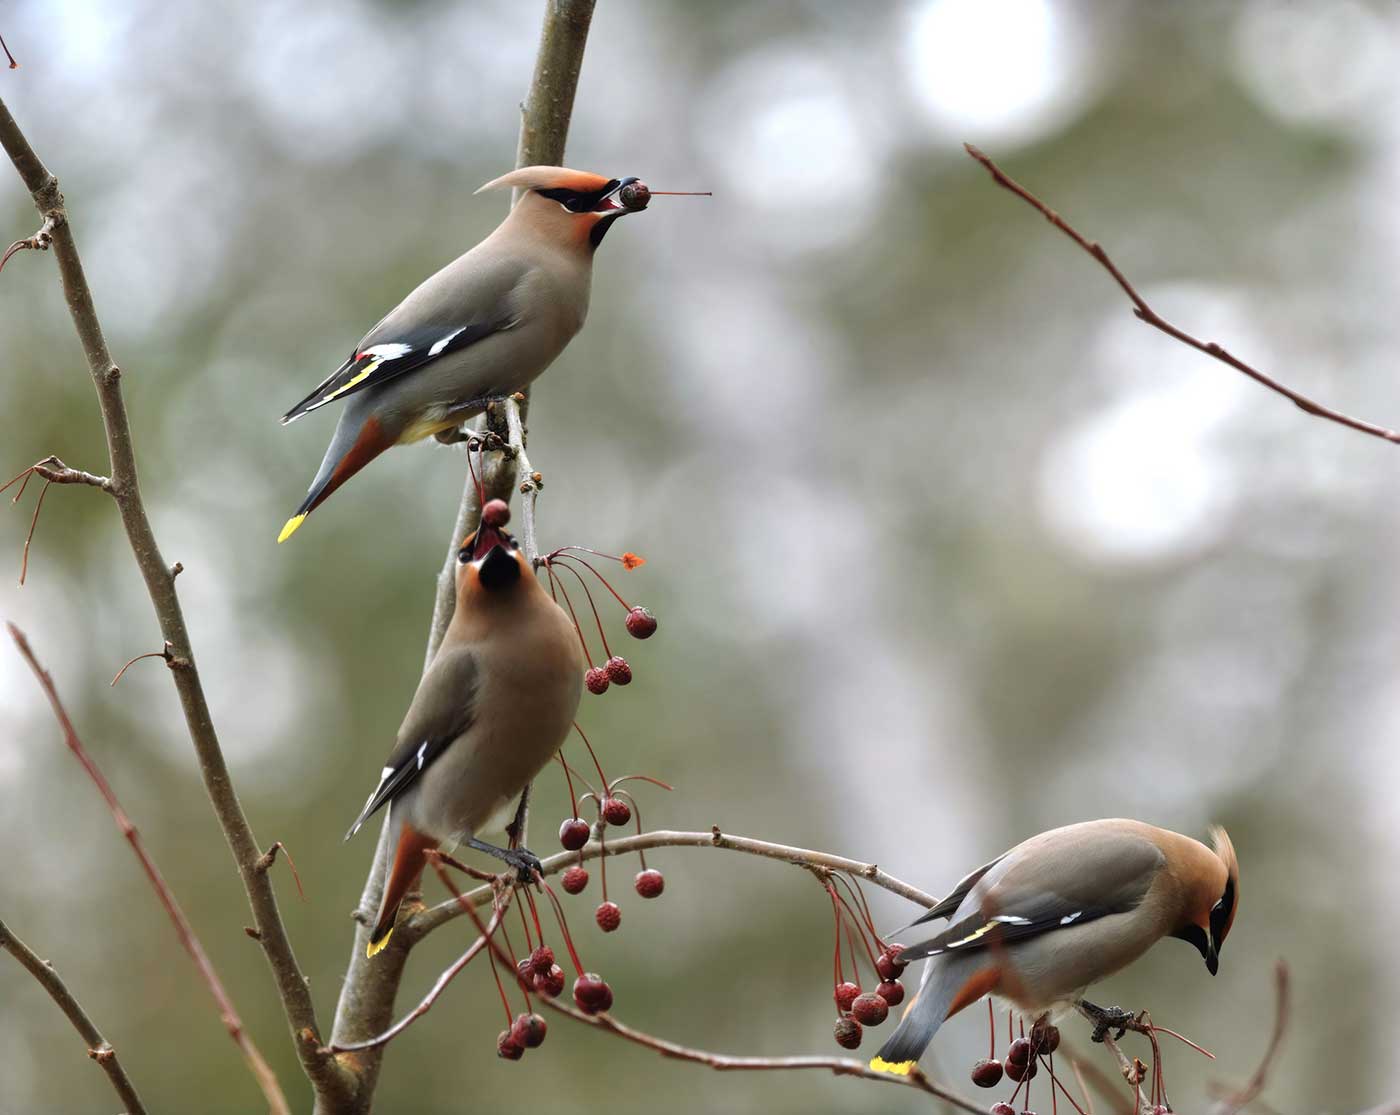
left=365, top=927, right=393, bottom=959
left=868, top=1057, right=916, bottom=1076
left=277, top=514, right=306, bottom=544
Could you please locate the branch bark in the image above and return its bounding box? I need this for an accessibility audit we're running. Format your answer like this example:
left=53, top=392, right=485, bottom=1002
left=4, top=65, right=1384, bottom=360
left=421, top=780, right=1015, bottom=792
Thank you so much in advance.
left=0, top=94, right=349, bottom=1107
left=0, top=915, right=147, bottom=1115
left=320, top=4, right=597, bottom=1110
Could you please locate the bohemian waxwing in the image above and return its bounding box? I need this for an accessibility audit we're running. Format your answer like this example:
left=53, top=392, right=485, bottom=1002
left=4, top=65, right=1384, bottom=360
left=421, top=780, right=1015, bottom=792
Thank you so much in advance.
left=870, top=819, right=1239, bottom=1075
left=278, top=167, right=649, bottom=542
left=345, top=509, right=584, bottom=957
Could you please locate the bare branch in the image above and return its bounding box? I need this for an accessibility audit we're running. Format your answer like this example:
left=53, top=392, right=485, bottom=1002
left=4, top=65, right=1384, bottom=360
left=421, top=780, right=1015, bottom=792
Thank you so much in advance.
left=0, top=915, right=146, bottom=1115
left=1210, top=960, right=1289, bottom=1115
left=7, top=623, right=289, bottom=1115
left=965, top=143, right=1400, bottom=445
left=0, top=92, right=349, bottom=1105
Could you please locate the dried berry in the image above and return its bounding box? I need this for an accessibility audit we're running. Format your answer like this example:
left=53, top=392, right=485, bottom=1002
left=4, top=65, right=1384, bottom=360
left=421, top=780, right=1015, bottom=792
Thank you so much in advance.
left=511, top=1012, right=548, bottom=1049
left=533, top=963, right=565, bottom=998
left=559, top=817, right=591, bottom=851
left=971, top=1058, right=1003, bottom=1088
left=528, top=945, right=555, bottom=975
left=561, top=865, right=589, bottom=894
left=877, top=945, right=907, bottom=980
left=585, top=667, right=610, bottom=695
left=496, top=1030, right=524, bottom=1060
left=481, top=499, right=510, bottom=528
left=833, top=981, right=861, bottom=1012
left=833, top=1017, right=863, bottom=1050
left=990, top=1105, right=1016, bottom=1115
left=625, top=606, right=657, bottom=639
left=1006, top=1037, right=1032, bottom=1067
left=601, top=797, right=632, bottom=826
left=634, top=868, right=664, bottom=898
left=1030, top=1019, right=1060, bottom=1054
left=595, top=900, right=621, bottom=932
left=850, top=992, right=889, bottom=1026
left=876, top=979, right=904, bottom=1006
left=620, top=181, right=652, bottom=211
left=573, top=973, right=613, bottom=1015
left=604, top=655, right=633, bottom=685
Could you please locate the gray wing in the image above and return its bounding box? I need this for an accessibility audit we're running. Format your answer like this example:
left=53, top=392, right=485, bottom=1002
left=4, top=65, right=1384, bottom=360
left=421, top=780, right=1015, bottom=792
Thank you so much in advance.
left=900, top=851, right=1010, bottom=931
left=345, top=646, right=480, bottom=839
left=898, top=835, right=1164, bottom=962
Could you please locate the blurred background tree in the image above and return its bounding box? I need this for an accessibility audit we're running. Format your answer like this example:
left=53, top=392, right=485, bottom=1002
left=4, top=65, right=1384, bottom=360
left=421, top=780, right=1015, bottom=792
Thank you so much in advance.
left=3, top=0, right=1399, bottom=1111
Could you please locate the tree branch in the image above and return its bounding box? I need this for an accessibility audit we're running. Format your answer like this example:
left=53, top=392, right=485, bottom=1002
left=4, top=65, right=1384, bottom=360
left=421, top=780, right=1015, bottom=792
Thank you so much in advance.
left=1210, top=960, right=1289, bottom=1115
left=0, top=915, right=147, bottom=1115
left=964, top=143, right=1400, bottom=445
left=0, top=94, right=349, bottom=1107
left=7, top=623, right=288, bottom=1115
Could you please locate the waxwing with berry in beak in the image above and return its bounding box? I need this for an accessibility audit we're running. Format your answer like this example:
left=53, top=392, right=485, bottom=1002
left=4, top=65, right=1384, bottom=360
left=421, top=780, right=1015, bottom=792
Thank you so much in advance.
left=870, top=819, right=1239, bottom=1075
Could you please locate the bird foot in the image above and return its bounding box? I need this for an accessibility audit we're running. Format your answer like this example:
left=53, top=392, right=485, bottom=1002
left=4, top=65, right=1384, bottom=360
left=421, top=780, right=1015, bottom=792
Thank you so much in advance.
left=466, top=837, right=542, bottom=884
left=1077, top=1000, right=1140, bottom=1043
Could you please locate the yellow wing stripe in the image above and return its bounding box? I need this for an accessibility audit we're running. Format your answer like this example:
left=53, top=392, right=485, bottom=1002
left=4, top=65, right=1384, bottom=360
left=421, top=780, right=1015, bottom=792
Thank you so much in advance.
left=322, top=358, right=381, bottom=404
left=365, top=926, right=393, bottom=959
left=869, top=1057, right=915, bottom=1075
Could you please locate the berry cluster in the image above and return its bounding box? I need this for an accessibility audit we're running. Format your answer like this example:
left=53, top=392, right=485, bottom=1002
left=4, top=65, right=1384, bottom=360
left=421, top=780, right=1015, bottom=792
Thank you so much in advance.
left=968, top=1005, right=1083, bottom=1115
left=541, top=545, right=656, bottom=695
left=822, top=877, right=907, bottom=1050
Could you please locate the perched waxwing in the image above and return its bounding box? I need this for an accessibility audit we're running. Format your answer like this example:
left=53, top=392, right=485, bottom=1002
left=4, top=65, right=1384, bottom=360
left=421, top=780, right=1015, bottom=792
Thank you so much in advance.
left=346, top=504, right=584, bottom=957
left=278, top=167, right=651, bottom=542
left=870, top=819, right=1239, bottom=1075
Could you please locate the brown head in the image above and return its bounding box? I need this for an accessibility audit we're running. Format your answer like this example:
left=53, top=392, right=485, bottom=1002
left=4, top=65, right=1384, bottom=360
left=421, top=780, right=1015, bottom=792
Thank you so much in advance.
left=1170, top=826, right=1240, bottom=976
left=478, top=166, right=650, bottom=251
left=455, top=499, right=535, bottom=607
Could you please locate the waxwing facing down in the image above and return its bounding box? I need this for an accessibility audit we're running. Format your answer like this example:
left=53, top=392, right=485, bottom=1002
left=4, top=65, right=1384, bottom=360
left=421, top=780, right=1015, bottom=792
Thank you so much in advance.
left=278, top=167, right=653, bottom=542
left=870, top=819, right=1239, bottom=1076
left=345, top=505, right=584, bottom=957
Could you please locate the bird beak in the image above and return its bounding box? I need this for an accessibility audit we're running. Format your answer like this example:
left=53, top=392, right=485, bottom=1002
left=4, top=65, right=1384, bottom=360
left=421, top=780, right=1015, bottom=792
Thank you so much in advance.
left=477, top=542, right=522, bottom=591
left=1205, top=939, right=1219, bottom=976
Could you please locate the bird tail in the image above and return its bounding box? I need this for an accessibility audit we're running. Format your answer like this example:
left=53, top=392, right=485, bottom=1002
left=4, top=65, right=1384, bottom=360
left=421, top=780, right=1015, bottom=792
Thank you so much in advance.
left=279, top=412, right=392, bottom=543
left=367, top=819, right=439, bottom=959
left=870, top=956, right=992, bottom=1075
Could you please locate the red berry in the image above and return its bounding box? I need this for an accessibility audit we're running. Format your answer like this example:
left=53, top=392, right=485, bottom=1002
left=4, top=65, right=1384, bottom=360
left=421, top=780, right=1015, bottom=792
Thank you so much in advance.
left=533, top=963, right=565, bottom=998
left=876, top=979, right=904, bottom=1006
left=585, top=667, right=610, bottom=695
left=601, top=796, right=632, bottom=826
left=528, top=945, right=555, bottom=975
left=990, top=1105, right=1016, bottom=1115
left=634, top=868, right=665, bottom=898
left=1005, top=1055, right=1037, bottom=1082
left=573, top=973, right=613, bottom=1015
left=834, top=981, right=861, bottom=1012
left=604, top=655, right=633, bottom=684
left=971, top=1059, right=1003, bottom=1088
left=877, top=945, right=908, bottom=980
left=496, top=1030, right=524, bottom=1060
left=1030, top=1019, right=1060, bottom=1054
left=595, top=900, right=621, bottom=932
left=1006, top=1037, right=1032, bottom=1067
left=515, top=957, right=532, bottom=983
left=851, top=992, right=889, bottom=1026
left=625, top=606, right=657, bottom=639
left=511, top=1012, right=548, bottom=1049
left=833, top=1017, right=863, bottom=1050
left=559, top=817, right=590, bottom=850
left=481, top=499, right=510, bottom=528
left=561, top=865, right=589, bottom=894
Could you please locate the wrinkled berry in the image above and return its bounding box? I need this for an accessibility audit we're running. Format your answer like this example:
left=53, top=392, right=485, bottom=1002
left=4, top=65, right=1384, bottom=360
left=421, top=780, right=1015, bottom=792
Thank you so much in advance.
left=573, top=972, right=613, bottom=1015
left=533, top=963, right=565, bottom=998
left=851, top=992, right=888, bottom=1026
left=496, top=1030, right=524, bottom=1060
left=601, top=797, right=632, bottom=826
left=990, top=1105, right=1016, bottom=1115
left=528, top=945, right=555, bottom=975
left=877, top=945, right=908, bottom=980
left=876, top=979, right=904, bottom=1006
left=511, top=1012, right=548, bottom=1049
left=971, top=1059, right=1003, bottom=1087
left=561, top=865, right=589, bottom=894
left=833, top=1017, right=863, bottom=1050
left=635, top=868, right=664, bottom=898
left=585, top=667, right=610, bottom=695
left=1030, top=1019, right=1060, bottom=1054
left=605, top=655, right=632, bottom=685
left=595, top=900, right=621, bottom=932
left=834, top=981, right=861, bottom=1012
left=625, top=606, right=657, bottom=639
left=1006, top=1037, right=1032, bottom=1067
left=481, top=499, right=510, bottom=528
left=559, top=817, right=591, bottom=850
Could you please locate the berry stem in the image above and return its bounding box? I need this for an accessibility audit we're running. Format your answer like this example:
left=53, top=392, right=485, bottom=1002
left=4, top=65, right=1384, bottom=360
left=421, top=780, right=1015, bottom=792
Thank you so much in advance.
left=609, top=773, right=675, bottom=792
left=571, top=721, right=610, bottom=794
left=988, top=998, right=995, bottom=1059
left=541, top=883, right=586, bottom=976
left=840, top=874, right=887, bottom=950
left=517, top=895, right=535, bottom=952
left=549, top=551, right=633, bottom=609
left=554, top=751, right=599, bottom=801
left=1045, top=1055, right=1088, bottom=1115
left=552, top=557, right=613, bottom=658
left=546, top=562, right=594, bottom=662
left=830, top=875, right=883, bottom=955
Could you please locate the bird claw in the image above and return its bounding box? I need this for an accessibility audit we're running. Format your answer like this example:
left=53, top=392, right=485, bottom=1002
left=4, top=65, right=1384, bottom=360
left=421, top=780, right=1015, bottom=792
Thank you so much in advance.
left=466, top=837, right=542, bottom=884
left=1079, top=1000, right=1137, bottom=1043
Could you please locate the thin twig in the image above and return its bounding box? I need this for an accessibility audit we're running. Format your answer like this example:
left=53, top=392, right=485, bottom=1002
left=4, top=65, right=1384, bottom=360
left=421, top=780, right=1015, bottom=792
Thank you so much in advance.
left=1210, top=961, right=1289, bottom=1115
left=965, top=143, right=1400, bottom=445
left=0, top=31, right=16, bottom=69
left=0, top=915, right=146, bottom=1115
left=505, top=393, right=540, bottom=563
left=0, top=211, right=56, bottom=274
left=8, top=623, right=290, bottom=1115
left=109, top=644, right=174, bottom=686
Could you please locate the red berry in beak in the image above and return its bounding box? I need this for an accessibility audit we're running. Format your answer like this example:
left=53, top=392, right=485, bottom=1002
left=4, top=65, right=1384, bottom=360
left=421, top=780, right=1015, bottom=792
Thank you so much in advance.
left=876, top=945, right=907, bottom=980
left=601, top=797, right=632, bottom=826
left=604, top=655, right=632, bottom=685
left=511, top=1012, right=548, bottom=1049
left=533, top=964, right=565, bottom=998
left=561, top=865, right=589, bottom=894
left=876, top=979, right=904, bottom=1006
left=625, top=606, right=657, bottom=639
left=833, top=1017, right=863, bottom=1050
left=559, top=817, right=591, bottom=850
left=585, top=667, right=610, bottom=695
left=971, top=1059, right=1003, bottom=1087
left=496, top=1030, right=524, bottom=1060
left=481, top=499, right=510, bottom=528
left=572, top=973, right=613, bottom=1015
left=833, top=981, right=861, bottom=1012
left=851, top=993, right=889, bottom=1026
left=634, top=868, right=664, bottom=898
left=528, top=945, right=555, bottom=975
left=595, top=900, right=622, bottom=932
